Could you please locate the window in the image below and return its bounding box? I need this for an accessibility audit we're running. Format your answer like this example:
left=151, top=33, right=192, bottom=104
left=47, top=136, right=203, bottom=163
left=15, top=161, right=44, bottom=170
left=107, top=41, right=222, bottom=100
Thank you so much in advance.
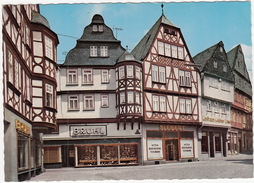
left=153, top=95, right=166, bottom=112
left=45, top=36, right=53, bottom=60
left=159, top=66, right=166, bottom=83
left=178, top=47, right=184, bottom=60
left=153, top=95, right=159, bottom=111
left=201, top=132, right=208, bottom=153
left=127, top=91, right=134, bottom=103
left=221, top=104, right=226, bottom=113
left=44, top=146, right=61, bottom=164
left=8, top=50, right=13, bottom=83
left=100, top=46, right=108, bottom=57
left=92, top=25, right=98, bottom=32
left=223, top=64, right=227, bottom=72
left=101, top=95, right=109, bottom=108
left=180, top=98, right=192, bottom=114
left=67, top=69, right=78, bottom=85
left=82, top=69, right=93, bottom=84
left=179, top=70, right=191, bottom=87
left=165, top=43, right=171, bottom=57
left=135, top=66, right=141, bottom=80
left=101, top=70, right=109, bottom=83
left=221, top=81, right=229, bottom=91
left=14, top=59, right=20, bottom=89
left=172, top=45, right=177, bottom=58
left=18, top=134, right=29, bottom=170
left=135, top=92, right=140, bottom=104
left=127, top=65, right=134, bottom=78
left=152, top=65, right=165, bottom=83
left=207, top=100, right=212, bottom=111
left=68, top=95, right=79, bottom=110
left=119, top=66, right=125, bottom=79
left=160, top=96, right=166, bottom=112
left=120, top=92, right=125, bottom=104
left=158, top=41, right=164, bottom=55
left=214, top=102, right=219, bottom=113
left=99, top=25, right=103, bottom=32
left=45, top=84, right=53, bottom=107
left=214, top=61, right=217, bottom=68
left=209, top=78, right=218, bottom=88
left=84, top=95, right=95, bottom=110
left=152, top=65, right=158, bottom=82
left=90, top=46, right=97, bottom=57
left=214, top=133, right=221, bottom=152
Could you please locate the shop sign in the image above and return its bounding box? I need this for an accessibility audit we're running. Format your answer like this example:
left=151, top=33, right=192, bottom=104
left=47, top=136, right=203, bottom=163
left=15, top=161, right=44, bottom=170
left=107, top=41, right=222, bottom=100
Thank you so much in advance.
left=180, top=139, right=194, bottom=158
left=70, top=125, right=107, bottom=137
left=147, top=139, right=163, bottom=160
left=203, top=117, right=230, bottom=124
left=16, top=120, right=30, bottom=135
left=159, top=125, right=183, bottom=131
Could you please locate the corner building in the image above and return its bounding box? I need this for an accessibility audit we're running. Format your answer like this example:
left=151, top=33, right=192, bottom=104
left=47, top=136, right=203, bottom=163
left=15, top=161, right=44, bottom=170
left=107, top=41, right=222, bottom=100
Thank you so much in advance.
left=2, top=5, right=58, bottom=181
left=43, top=15, right=142, bottom=167
left=131, top=13, right=201, bottom=164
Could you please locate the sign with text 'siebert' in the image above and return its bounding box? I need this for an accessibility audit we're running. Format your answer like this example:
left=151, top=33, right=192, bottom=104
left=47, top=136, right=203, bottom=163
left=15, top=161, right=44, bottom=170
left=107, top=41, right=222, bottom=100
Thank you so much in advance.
left=70, top=125, right=107, bottom=137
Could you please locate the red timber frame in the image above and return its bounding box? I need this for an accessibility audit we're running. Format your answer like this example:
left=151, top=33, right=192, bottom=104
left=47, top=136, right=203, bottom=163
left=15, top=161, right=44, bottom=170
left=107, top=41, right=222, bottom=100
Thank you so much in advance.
left=142, top=23, right=200, bottom=125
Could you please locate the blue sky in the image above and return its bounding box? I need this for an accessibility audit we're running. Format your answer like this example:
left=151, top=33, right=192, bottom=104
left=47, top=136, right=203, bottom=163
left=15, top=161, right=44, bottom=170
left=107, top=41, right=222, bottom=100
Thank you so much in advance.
left=40, top=1, right=252, bottom=77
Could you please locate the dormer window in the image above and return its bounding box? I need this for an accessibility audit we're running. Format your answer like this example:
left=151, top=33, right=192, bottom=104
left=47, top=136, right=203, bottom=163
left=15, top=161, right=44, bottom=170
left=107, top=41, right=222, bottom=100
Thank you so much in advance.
left=90, top=46, right=97, bottom=57
left=100, top=46, right=108, bottom=57
left=214, top=61, right=217, bottom=68
left=220, top=47, right=223, bottom=52
left=223, top=64, right=227, bottom=72
left=92, top=25, right=104, bottom=32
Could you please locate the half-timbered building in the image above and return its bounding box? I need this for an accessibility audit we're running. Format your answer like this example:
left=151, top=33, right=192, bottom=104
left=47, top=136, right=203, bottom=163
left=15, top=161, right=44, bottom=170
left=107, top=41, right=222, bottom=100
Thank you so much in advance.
left=131, top=13, right=201, bottom=164
left=227, top=45, right=253, bottom=154
left=193, top=41, right=234, bottom=160
left=2, top=4, right=59, bottom=181
left=42, top=14, right=142, bottom=168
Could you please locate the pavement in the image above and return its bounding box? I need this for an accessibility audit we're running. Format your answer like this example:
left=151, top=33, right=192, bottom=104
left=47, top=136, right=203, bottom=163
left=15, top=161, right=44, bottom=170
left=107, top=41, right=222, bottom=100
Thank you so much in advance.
left=28, top=152, right=253, bottom=182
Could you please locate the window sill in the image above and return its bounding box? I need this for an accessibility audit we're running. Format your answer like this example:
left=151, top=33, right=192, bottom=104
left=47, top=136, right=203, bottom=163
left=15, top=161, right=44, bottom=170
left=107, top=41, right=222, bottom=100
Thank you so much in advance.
left=153, top=111, right=166, bottom=113
left=83, top=109, right=95, bottom=111
left=82, top=83, right=94, bottom=85
left=152, top=81, right=166, bottom=85
left=66, top=83, right=79, bottom=86
left=101, top=106, right=109, bottom=108
left=68, top=109, right=80, bottom=111
left=180, top=85, right=191, bottom=88
left=180, top=113, right=192, bottom=115
left=101, top=82, right=110, bottom=84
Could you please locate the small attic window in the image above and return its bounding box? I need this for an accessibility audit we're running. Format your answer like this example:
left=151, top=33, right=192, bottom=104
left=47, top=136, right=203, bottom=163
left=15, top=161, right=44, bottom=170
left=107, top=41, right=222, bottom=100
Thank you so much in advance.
left=92, top=25, right=98, bottom=32
left=92, top=25, right=104, bottom=32
left=164, top=27, right=176, bottom=36
left=99, top=25, right=103, bottom=32
left=223, top=64, right=227, bottom=72
left=214, top=61, right=217, bottom=68
left=220, top=47, right=223, bottom=52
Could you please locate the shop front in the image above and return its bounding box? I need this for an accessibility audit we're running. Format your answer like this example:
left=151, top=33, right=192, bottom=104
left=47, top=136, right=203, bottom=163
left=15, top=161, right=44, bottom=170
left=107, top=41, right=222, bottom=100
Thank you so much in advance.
left=143, top=124, right=198, bottom=165
left=198, top=126, right=228, bottom=160
left=43, top=122, right=141, bottom=168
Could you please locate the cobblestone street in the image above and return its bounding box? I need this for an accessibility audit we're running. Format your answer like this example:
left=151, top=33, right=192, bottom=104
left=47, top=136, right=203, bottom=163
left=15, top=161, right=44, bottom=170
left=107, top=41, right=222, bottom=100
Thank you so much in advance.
left=28, top=153, right=253, bottom=182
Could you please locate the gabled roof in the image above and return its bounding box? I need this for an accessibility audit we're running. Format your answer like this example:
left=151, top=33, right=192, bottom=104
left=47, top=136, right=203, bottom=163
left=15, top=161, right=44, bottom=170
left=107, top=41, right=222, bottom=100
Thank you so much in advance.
left=131, top=13, right=175, bottom=61
left=193, top=41, right=234, bottom=82
left=227, top=45, right=252, bottom=96
left=62, top=14, right=125, bottom=66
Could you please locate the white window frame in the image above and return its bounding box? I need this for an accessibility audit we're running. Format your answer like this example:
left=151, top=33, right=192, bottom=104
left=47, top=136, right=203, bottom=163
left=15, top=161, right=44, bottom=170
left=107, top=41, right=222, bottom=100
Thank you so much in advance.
left=92, top=25, right=98, bottom=32
left=127, top=91, right=134, bottom=104
left=223, top=64, right=227, bottom=72
left=165, top=43, right=171, bottom=57
left=101, top=94, right=109, bottom=108
left=178, top=47, right=184, bottom=60
left=14, top=59, right=20, bottom=89
left=214, top=102, right=219, bottom=113
left=67, top=69, right=78, bottom=85
left=90, top=46, right=97, bottom=57
left=152, top=65, right=158, bottom=82
left=207, top=100, right=212, bottom=111
left=127, top=65, right=134, bottom=78
left=185, top=71, right=191, bottom=87
left=160, top=96, right=166, bottom=112
left=180, top=98, right=186, bottom=113
left=135, top=66, right=141, bottom=80
left=98, top=25, right=103, bottom=32
left=172, top=45, right=177, bottom=58
left=100, top=46, right=108, bottom=57
left=45, top=83, right=54, bottom=108
left=119, top=66, right=125, bottom=79
left=135, top=92, right=140, bottom=104
left=153, top=95, right=159, bottom=111
left=101, top=70, right=109, bottom=83
left=159, top=66, right=166, bottom=83
left=158, top=41, right=164, bottom=55
left=68, top=95, right=79, bottom=110
left=120, top=92, right=125, bottom=104
left=179, top=70, right=185, bottom=86
left=8, top=50, right=13, bottom=83
left=214, top=61, right=217, bottom=68
left=82, top=69, right=93, bottom=84
left=45, top=35, right=53, bottom=60
left=186, top=99, right=192, bottom=114
left=84, top=95, right=95, bottom=110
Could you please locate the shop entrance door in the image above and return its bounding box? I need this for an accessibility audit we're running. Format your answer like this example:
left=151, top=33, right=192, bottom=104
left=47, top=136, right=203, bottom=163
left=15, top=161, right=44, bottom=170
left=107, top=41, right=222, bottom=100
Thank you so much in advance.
left=62, top=145, right=75, bottom=167
left=166, top=140, right=179, bottom=161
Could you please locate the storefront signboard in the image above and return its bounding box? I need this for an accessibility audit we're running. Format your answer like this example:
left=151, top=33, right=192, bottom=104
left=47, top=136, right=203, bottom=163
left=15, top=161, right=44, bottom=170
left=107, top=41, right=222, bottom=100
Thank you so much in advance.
left=70, top=125, right=107, bottom=137
left=147, top=139, right=163, bottom=160
left=16, top=120, right=30, bottom=135
left=180, top=139, right=194, bottom=158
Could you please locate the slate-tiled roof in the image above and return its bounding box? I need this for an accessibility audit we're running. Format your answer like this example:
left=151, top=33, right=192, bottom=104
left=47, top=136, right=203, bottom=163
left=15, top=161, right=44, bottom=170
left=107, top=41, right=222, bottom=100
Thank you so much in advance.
left=117, top=50, right=141, bottom=64
left=31, top=11, right=50, bottom=28
left=193, top=41, right=234, bottom=82
left=131, top=14, right=175, bottom=61
left=62, top=14, right=125, bottom=66
left=227, top=45, right=252, bottom=96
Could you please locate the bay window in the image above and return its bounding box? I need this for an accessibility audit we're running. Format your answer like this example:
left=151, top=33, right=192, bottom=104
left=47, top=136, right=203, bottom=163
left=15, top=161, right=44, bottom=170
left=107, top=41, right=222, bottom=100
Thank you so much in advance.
left=135, top=66, right=141, bottom=80
left=45, top=35, right=53, bottom=60
left=120, top=92, right=125, bottom=104
left=119, top=66, right=125, bottom=79
left=45, top=83, right=54, bottom=108
left=127, top=65, right=134, bottom=78
left=127, top=91, right=134, bottom=103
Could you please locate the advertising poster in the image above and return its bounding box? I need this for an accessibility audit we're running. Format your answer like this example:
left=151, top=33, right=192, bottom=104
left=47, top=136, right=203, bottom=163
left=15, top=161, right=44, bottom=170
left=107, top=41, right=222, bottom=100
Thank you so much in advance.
left=147, top=139, right=163, bottom=160
left=180, top=139, right=194, bottom=158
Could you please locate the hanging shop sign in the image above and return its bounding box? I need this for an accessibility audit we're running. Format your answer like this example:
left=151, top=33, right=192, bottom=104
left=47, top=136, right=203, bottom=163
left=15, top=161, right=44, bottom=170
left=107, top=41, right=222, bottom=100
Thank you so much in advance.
left=147, top=139, right=163, bottom=160
left=180, top=139, right=194, bottom=158
left=159, top=125, right=184, bottom=131
left=16, top=120, right=30, bottom=135
left=70, top=125, right=107, bottom=137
